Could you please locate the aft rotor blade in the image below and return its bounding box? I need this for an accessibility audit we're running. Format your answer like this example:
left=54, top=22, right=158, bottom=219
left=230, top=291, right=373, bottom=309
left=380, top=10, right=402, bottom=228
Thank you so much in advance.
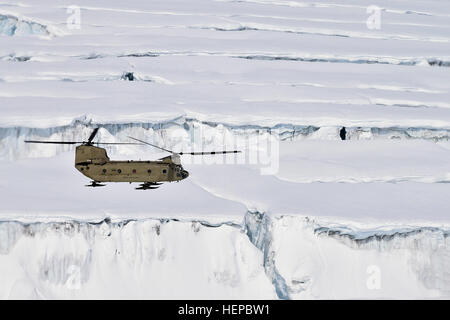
left=179, top=151, right=241, bottom=155
left=127, top=136, right=174, bottom=154
left=87, top=128, right=99, bottom=144
left=24, top=140, right=82, bottom=144
left=25, top=140, right=142, bottom=145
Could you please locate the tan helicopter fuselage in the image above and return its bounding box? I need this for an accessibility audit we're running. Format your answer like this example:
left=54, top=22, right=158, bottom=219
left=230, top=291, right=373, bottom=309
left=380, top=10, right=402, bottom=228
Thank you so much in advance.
left=74, top=145, right=188, bottom=183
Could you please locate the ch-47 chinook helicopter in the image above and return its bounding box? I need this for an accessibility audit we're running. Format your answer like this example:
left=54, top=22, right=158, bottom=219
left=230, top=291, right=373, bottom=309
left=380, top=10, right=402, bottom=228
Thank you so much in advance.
left=25, top=128, right=241, bottom=190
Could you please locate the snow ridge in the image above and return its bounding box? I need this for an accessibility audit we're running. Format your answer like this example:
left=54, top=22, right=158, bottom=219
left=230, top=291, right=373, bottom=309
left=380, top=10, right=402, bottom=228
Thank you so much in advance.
left=9, top=50, right=446, bottom=68
left=237, top=54, right=450, bottom=67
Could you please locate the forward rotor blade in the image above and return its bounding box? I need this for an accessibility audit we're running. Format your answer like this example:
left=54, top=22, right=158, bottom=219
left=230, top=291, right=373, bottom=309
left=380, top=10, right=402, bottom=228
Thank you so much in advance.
left=94, top=142, right=143, bottom=145
left=87, top=128, right=99, bottom=144
left=179, top=150, right=241, bottom=155
left=127, top=136, right=173, bottom=154
left=128, top=136, right=241, bottom=155
left=24, top=140, right=82, bottom=144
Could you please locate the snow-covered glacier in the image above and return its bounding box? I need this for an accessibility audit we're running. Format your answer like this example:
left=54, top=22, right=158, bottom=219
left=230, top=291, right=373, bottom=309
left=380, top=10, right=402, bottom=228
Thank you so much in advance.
left=0, top=0, right=450, bottom=299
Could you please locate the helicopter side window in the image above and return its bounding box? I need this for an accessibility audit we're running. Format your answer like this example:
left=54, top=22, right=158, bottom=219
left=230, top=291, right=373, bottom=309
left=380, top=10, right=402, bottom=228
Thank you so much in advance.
left=148, top=169, right=152, bottom=174
left=102, top=169, right=107, bottom=173
left=162, top=169, right=167, bottom=174
left=132, top=169, right=137, bottom=174
left=117, top=169, right=122, bottom=174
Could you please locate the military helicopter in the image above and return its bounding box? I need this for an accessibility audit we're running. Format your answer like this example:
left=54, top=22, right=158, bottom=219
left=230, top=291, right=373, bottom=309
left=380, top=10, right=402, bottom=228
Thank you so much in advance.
left=25, top=128, right=241, bottom=190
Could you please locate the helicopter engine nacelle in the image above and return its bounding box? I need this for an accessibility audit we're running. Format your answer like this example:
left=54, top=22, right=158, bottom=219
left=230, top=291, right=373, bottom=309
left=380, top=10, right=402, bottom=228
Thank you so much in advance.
left=75, top=145, right=110, bottom=165
left=159, top=154, right=181, bottom=165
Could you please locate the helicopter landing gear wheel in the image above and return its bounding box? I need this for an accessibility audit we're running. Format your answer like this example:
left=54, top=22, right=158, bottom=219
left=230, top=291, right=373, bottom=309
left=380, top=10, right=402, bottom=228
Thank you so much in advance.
left=136, top=182, right=162, bottom=190
left=85, top=181, right=106, bottom=187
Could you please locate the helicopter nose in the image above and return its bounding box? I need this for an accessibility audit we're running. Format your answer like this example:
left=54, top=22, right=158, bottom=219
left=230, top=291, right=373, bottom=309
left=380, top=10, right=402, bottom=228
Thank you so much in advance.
left=181, top=170, right=189, bottom=179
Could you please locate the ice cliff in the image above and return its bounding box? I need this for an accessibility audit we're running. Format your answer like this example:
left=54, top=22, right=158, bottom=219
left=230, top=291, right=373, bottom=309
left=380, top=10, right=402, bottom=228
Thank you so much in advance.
left=0, top=13, right=52, bottom=37
left=2, top=115, right=450, bottom=160
left=0, top=212, right=448, bottom=299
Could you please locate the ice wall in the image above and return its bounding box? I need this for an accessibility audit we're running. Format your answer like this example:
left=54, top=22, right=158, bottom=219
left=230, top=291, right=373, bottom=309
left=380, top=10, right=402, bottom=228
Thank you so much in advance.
left=267, top=215, right=450, bottom=299
left=2, top=116, right=450, bottom=160
left=0, top=212, right=449, bottom=299
left=0, top=216, right=275, bottom=299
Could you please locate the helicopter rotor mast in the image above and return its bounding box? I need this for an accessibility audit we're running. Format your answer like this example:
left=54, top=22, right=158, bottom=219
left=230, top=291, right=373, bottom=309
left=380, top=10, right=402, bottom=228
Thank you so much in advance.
left=86, top=127, right=99, bottom=145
